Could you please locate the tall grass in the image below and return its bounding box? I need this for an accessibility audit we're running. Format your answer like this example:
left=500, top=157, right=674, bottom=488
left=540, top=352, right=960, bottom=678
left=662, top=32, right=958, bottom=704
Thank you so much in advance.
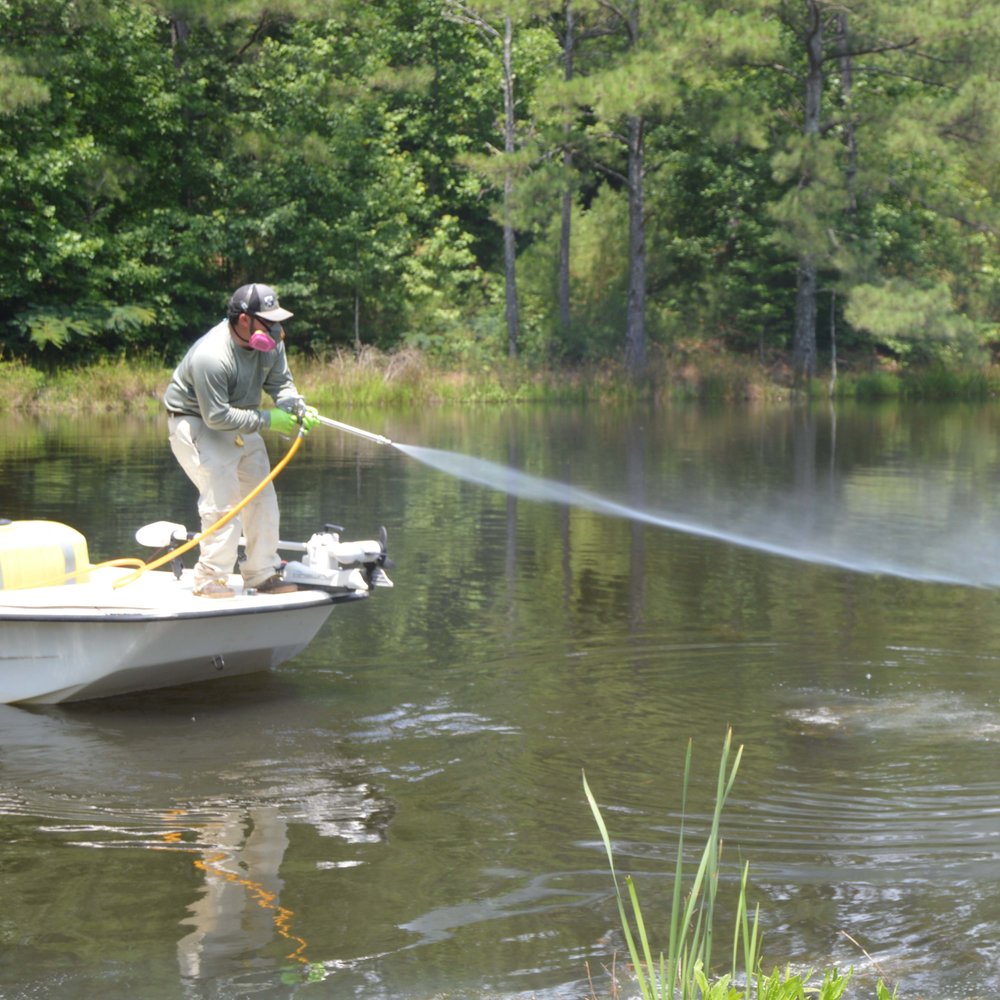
left=584, top=730, right=898, bottom=1000
left=0, top=355, right=167, bottom=414
left=3, top=346, right=999, bottom=414
left=0, top=360, right=46, bottom=411
left=0, top=349, right=615, bottom=414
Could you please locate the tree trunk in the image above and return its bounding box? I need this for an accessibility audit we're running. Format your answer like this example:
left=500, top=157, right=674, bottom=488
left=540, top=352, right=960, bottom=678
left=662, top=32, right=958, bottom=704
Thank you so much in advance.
left=625, top=112, right=646, bottom=376
left=830, top=12, right=854, bottom=396
left=354, top=288, right=361, bottom=353
left=828, top=289, right=837, bottom=397
left=622, top=2, right=646, bottom=377
left=793, top=0, right=824, bottom=385
left=837, top=12, right=857, bottom=214
left=170, top=16, right=189, bottom=69
left=794, top=261, right=818, bottom=382
left=558, top=2, right=574, bottom=337
left=501, top=15, right=520, bottom=358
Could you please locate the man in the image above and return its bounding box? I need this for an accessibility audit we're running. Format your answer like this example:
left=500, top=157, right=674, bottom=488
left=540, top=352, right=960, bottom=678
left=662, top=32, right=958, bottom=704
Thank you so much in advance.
left=163, top=282, right=319, bottom=598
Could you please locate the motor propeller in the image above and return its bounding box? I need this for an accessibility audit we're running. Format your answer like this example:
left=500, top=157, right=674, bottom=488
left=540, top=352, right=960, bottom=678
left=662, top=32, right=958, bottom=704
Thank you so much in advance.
left=366, top=526, right=394, bottom=588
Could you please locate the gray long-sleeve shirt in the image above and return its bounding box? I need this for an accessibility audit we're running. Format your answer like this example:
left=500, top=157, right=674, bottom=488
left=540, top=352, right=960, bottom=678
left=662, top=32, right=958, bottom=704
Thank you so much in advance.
left=163, top=320, right=302, bottom=433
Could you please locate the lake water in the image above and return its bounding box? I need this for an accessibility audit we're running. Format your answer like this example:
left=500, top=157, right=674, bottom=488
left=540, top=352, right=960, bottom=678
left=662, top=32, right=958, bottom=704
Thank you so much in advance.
left=2, top=401, right=999, bottom=999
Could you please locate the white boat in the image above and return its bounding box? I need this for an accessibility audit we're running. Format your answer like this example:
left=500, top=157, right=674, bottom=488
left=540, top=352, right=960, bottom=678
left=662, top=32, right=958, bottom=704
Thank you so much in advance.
left=0, top=518, right=392, bottom=705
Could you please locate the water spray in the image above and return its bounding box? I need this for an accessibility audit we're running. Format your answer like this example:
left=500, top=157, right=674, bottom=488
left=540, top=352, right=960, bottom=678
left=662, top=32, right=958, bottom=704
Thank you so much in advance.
left=316, top=416, right=994, bottom=588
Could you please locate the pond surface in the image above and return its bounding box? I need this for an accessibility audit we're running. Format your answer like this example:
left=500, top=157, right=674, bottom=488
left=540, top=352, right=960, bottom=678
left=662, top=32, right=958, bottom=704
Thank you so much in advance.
left=2, top=401, right=1000, bottom=999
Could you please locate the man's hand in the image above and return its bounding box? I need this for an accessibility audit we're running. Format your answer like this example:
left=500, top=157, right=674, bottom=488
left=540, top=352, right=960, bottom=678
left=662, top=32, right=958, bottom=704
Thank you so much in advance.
left=299, top=404, right=320, bottom=434
left=264, top=408, right=299, bottom=435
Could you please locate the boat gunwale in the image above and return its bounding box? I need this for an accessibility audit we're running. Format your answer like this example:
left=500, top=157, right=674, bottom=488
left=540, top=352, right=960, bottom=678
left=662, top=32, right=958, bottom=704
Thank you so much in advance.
left=0, top=589, right=365, bottom=623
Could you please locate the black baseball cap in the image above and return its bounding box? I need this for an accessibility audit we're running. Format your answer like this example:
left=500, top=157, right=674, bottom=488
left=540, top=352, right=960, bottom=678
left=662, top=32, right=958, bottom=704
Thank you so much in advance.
left=228, top=283, right=293, bottom=322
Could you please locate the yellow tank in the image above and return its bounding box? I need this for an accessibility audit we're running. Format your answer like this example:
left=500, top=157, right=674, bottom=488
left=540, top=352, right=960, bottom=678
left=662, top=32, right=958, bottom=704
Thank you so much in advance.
left=0, top=520, right=91, bottom=590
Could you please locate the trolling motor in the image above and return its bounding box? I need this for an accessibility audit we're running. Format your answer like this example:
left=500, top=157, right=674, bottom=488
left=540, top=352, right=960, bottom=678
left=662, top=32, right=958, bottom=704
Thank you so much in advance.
left=280, top=523, right=394, bottom=593
left=135, top=520, right=393, bottom=594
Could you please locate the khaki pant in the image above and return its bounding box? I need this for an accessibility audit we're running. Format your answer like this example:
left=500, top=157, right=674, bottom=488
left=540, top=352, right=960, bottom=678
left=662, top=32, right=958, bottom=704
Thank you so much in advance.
left=167, top=415, right=281, bottom=590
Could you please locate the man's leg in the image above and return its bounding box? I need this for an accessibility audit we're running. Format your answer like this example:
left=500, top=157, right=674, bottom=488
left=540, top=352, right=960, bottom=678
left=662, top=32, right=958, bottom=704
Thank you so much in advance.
left=168, top=416, right=244, bottom=590
left=236, top=432, right=282, bottom=589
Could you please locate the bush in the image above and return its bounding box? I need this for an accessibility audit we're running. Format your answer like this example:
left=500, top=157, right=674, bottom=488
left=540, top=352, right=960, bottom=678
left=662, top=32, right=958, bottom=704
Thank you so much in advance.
left=850, top=370, right=902, bottom=400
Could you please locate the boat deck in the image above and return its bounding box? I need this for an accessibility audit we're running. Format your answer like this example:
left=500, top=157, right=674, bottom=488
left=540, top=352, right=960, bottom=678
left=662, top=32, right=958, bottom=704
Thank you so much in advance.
left=0, top=565, right=355, bottom=621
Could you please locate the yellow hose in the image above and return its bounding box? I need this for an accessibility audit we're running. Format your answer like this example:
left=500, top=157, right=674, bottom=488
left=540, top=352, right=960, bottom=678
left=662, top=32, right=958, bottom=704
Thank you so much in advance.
left=113, top=428, right=305, bottom=589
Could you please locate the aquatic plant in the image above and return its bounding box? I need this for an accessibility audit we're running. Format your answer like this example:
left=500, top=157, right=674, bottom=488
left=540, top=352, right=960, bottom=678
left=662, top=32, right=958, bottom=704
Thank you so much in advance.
left=584, top=729, right=899, bottom=999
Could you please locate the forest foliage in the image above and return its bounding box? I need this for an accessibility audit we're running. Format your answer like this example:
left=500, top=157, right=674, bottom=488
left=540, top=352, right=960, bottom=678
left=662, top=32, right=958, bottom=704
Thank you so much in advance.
left=1, top=0, right=997, bottom=379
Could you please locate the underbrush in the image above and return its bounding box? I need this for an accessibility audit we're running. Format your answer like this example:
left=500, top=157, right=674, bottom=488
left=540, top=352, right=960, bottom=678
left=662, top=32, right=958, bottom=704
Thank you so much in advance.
left=0, top=356, right=166, bottom=414
left=3, top=347, right=1000, bottom=414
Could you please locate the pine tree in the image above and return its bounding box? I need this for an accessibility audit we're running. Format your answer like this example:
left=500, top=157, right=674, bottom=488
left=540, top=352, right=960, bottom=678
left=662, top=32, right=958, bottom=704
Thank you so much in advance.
left=567, top=0, right=778, bottom=376
left=768, top=0, right=998, bottom=380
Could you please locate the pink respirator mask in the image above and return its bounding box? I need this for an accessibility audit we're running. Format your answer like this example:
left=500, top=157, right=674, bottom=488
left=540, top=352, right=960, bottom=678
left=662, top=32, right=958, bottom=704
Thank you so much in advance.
left=247, top=322, right=280, bottom=352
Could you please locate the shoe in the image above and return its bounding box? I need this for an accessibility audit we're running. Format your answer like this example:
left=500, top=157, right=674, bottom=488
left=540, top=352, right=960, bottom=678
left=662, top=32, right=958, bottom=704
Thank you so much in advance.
left=194, top=579, right=235, bottom=599
left=254, top=573, right=298, bottom=595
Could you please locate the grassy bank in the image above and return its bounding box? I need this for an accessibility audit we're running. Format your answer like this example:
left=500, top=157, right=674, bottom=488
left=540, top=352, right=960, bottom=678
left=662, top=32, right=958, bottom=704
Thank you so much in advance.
left=0, top=349, right=617, bottom=415
left=3, top=347, right=1000, bottom=415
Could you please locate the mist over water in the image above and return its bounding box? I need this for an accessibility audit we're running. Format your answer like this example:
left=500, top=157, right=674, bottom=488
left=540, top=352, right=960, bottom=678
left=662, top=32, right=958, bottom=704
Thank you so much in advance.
left=394, top=443, right=1000, bottom=588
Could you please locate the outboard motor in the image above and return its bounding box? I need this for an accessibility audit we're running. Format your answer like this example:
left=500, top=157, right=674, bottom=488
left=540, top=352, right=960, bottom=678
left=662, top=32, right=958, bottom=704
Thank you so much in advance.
left=281, top=524, right=393, bottom=594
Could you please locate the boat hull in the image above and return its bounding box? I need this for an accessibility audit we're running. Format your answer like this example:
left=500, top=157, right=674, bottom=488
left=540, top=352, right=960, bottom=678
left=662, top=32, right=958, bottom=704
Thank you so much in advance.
left=0, top=568, right=361, bottom=705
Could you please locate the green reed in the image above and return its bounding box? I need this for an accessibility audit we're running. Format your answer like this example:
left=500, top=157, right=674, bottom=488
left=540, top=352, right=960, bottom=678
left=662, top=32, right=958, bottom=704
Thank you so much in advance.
left=584, top=729, right=899, bottom=999
left=584, top=728, right=749, bottom=999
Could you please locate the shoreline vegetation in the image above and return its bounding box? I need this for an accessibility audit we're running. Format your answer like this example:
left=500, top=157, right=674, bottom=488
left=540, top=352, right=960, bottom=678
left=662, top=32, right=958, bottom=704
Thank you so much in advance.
left=4, top=348, right=1000, bottom=416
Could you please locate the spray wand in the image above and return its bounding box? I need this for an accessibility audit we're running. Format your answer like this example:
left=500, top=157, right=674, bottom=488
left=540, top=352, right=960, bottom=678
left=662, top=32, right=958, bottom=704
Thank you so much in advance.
left=312, top=413, right=393, bottom=447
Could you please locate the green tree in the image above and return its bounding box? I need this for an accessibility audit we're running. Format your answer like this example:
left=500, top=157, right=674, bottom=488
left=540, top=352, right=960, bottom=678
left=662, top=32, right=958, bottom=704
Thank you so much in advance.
left=170, top=0, right=498, bottom=352
left=0, top=0, right=186, bottom=358
left=562, top=0, right=778, bottom=375
left=445, top=2, right=524, bottom=357
left=768, top=0, right=999, bottom=381
left=444, top=1, right=561, bottom=360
